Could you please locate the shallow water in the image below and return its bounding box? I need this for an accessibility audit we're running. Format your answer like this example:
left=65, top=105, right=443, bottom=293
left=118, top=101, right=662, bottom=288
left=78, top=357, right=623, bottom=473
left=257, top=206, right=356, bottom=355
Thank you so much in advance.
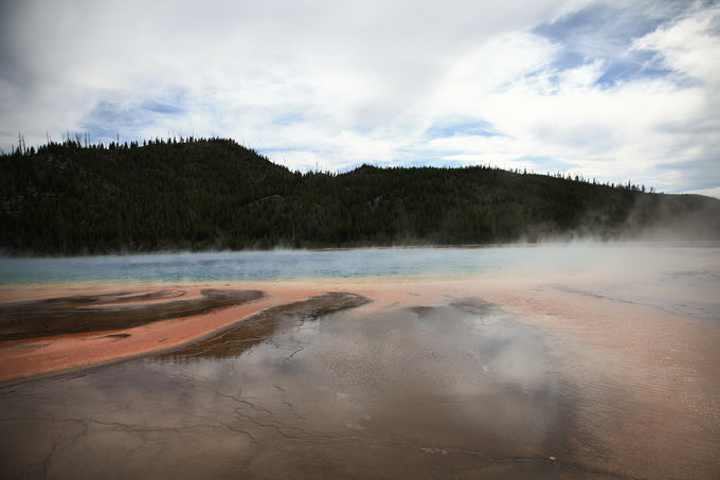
left=0, top=243, right=718, bottom=479
left=0, top=297, right=608, bottom=479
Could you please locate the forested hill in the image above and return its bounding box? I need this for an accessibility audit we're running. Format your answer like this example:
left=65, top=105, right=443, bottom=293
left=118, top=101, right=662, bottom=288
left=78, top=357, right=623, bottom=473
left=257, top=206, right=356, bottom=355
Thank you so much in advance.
left=1, top=137, right=719, bottom=255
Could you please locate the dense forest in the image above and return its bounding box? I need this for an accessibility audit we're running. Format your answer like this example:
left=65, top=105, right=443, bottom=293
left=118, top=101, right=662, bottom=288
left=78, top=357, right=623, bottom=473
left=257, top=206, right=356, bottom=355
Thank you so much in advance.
left=1, top=137, right=719, bottom=255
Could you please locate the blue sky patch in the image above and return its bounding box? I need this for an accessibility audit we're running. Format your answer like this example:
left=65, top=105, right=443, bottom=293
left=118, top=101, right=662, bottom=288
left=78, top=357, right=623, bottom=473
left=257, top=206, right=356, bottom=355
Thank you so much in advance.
left=533, top=2, right=691, bottom=88
left=533, top=4, right=667, bottom=47
left=79, top=89, right=189, bottom=144
left=426, top=119, right=502, bottom=139
left=140, top=100, right=185, bottom=115
left=79, top=101, right=149, bottom=143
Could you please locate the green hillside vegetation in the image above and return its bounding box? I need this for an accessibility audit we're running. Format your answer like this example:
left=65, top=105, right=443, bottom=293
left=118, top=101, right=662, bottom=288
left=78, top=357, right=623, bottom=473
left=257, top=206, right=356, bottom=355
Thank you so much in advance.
left=1, top=137, right=719, bottom=255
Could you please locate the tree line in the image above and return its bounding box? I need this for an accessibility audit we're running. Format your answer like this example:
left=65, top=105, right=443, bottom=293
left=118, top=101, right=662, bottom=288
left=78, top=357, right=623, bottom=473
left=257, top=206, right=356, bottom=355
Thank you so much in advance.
left=1, top=137, right=718, bottom=255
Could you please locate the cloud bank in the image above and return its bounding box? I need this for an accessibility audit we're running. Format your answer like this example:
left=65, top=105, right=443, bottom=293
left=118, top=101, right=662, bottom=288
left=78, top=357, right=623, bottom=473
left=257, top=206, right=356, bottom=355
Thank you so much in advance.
left=1, top=0, right=718, bottom=196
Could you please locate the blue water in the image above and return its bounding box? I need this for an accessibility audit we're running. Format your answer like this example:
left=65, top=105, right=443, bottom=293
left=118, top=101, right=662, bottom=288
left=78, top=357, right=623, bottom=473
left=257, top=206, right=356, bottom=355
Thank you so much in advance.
left=0, top=248, right=507, bottom=284
left=0, top=243, right=715, bottom=285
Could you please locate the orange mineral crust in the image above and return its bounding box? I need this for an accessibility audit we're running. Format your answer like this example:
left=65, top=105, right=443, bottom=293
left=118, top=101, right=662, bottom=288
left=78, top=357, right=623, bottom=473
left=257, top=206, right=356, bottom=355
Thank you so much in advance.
left=0, top=283, right=326, bottom=383
left=0, top=276, right=718, bottom=479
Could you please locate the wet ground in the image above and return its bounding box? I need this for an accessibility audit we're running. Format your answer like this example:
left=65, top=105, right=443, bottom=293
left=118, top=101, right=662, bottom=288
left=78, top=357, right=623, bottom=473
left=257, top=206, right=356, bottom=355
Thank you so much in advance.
left=0, top=289, right=263, bottom=340
left=0, top=293, right=615, bottom=479
left=0, top=255, right=718, bottom=479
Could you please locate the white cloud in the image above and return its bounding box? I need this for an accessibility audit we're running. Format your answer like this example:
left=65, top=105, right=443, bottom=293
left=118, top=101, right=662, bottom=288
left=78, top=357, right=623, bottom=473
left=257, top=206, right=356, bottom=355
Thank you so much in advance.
left=683, top=186, right=720, bottom=199
left=634, top=4, right=720, bottom=85
left=0, top=0, right=718, bottom=195
left=399, top=3, right=720, bottom=191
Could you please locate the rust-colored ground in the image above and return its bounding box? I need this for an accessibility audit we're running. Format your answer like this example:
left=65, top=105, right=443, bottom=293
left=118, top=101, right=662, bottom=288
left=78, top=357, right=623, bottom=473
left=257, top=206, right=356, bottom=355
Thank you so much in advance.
left=0, top=276, right=718, bottom=478
left=0, top=283, right=325, bottom=383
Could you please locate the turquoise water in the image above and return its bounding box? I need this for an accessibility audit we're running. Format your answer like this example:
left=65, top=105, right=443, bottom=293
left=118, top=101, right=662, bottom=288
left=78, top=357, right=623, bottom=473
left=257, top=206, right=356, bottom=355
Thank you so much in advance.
left=0, top=247, right=506, bottom=284
left=0, top=243, right=716, bottom=284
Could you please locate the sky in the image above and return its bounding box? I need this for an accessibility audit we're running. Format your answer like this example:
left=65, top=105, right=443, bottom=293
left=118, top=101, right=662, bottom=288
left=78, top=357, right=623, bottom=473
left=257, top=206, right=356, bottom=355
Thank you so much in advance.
left=1, top=0, right=719, bottom=197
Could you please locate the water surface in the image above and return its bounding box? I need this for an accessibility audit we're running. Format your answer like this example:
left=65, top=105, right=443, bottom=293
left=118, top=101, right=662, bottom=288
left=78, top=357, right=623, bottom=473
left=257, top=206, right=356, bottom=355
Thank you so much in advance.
left=0, top=297, right=604, bottom=479
left=1, top=242, right=712, bottom=284
left=0, top=243, right=718, bottom=479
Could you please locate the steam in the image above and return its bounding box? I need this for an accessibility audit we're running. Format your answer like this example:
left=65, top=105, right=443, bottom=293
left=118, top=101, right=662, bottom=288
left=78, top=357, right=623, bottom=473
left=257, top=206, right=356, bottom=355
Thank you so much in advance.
left=515, top=191, right=720, bottom=245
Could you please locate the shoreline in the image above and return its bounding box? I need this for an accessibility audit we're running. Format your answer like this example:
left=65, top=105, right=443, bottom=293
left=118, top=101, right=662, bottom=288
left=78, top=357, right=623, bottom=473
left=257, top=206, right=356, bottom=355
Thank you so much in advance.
left=1, top=274, right=717, bottom=385
left=1, top=238, right=717, bottom=258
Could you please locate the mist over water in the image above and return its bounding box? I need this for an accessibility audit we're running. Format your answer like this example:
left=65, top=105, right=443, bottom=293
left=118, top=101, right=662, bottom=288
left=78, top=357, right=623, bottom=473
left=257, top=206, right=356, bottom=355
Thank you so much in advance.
left=0, top=241, right=715, bottom=285
left=0, top=246, right=519, bottom=284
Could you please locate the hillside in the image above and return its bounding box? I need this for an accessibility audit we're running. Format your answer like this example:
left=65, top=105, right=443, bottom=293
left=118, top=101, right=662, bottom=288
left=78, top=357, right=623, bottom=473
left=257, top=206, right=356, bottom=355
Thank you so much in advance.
left=1, top=137, right=719, bottom=255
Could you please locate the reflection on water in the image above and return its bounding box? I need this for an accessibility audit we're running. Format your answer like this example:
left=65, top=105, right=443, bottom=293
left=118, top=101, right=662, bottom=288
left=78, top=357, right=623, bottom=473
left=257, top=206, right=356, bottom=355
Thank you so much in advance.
left=159, top=292, right=369, bottom=360
left=1, top=243, right=718, bottom=479
left=0, top=297, right=615, bottom=479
